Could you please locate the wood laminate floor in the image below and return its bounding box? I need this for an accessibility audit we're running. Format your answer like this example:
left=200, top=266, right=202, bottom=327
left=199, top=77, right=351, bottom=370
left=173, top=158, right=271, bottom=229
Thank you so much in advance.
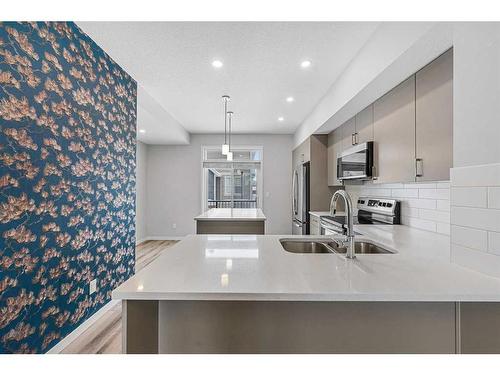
left=61, top=240, right=178, bottom=354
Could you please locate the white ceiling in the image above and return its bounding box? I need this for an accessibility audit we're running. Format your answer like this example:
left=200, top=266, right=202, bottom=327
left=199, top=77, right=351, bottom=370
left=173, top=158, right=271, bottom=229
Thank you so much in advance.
left=79, top=22, right=379, bottom=140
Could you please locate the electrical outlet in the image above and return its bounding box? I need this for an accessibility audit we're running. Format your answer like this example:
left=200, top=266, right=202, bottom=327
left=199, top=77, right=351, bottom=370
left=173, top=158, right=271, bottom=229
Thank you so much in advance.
left=89, top=279, right=97, bottom=295
left=172, top=223, right=177, bottom=229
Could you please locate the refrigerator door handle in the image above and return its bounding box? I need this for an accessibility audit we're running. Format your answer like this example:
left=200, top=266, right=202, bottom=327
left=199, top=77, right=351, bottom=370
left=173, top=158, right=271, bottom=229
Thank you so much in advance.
left=292, top=170, right=298, bottom=215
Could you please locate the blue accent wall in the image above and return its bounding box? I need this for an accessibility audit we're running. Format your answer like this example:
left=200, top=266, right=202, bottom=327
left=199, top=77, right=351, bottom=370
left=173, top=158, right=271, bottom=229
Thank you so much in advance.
left=0, top=22, right=137, bottom=353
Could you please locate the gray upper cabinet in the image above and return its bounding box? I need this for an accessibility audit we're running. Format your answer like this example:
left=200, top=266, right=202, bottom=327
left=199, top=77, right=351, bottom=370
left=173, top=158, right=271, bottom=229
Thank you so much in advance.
left=340, top=107, right=374, bottom=150
left=327, top=127, right=343, bottom=186
left=373, top=76, right=416, bottom=184
left=415, top=49, right=453, bottom=182
left=292, top=137, right=311, bottom=167
left=355, top=105, right=374, bottom=144
left=341, top=117, right=356, bottom=150
left=326, top=49, right=452, bottom=187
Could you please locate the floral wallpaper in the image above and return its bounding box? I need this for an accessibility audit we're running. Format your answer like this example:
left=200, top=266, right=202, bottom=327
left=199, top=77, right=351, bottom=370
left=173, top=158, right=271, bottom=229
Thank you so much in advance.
left=0, top=22, right=137, bottom=353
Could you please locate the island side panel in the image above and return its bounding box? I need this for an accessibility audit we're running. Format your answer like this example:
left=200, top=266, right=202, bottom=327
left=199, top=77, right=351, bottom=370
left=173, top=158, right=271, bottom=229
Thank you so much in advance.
left=158, top=301, right=456, bottom=354
left=122, top=300, right=159, bottom=354
left=196, top=220, right=265, bottom=234
left=459, top=302, right=500, bottom=353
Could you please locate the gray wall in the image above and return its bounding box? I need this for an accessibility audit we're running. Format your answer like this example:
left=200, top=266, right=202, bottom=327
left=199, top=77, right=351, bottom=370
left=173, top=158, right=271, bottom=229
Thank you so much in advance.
left=449, top=23, right=500, bottom=277
left=453, top=22, right=500, bottom=167
left=146, top=134, right=293, bottom=236
left=136, top=141, right=148, bottom=242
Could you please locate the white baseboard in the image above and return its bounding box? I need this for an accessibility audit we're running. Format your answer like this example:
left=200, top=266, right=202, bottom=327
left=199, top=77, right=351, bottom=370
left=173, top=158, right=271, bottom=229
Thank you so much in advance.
left=136, top=237, right=148, bottom=245
left=47, top=299, right=120, bottom=354
left=141, top=236, right=186, bottom=241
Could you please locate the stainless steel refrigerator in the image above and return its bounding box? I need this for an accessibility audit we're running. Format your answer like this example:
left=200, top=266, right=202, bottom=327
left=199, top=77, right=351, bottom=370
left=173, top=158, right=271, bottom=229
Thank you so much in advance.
left=292, top=162, right=310, bottom=235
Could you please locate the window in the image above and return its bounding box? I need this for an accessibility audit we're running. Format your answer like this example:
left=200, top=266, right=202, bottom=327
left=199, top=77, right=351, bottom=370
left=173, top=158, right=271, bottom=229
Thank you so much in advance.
left=202, top=145, right=263, bottom=211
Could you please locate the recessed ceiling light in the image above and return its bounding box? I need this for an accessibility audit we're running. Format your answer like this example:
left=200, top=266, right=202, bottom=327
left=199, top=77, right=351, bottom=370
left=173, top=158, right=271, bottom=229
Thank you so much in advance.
left=301, top=60, right=311, bottom=68
left=278, top=117, right=284, bottom=122
left=139, top=129, right=146, bottom=134
left=212, top=60, right=223, bottom=68
left=286, top=97, right=294, bottom=103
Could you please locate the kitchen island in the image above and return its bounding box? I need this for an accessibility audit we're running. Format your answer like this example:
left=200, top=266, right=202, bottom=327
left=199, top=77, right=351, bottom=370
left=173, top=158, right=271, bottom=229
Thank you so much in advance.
left=194, top=208, right=266, bottom=234
left=114, top=225, right=500, bottom=354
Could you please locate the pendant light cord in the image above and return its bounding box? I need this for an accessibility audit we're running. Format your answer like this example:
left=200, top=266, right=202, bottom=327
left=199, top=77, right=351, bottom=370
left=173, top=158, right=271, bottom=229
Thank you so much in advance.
left=224, top=97, right=228, bottom=144
left=228, top=111, right=232, bottom=151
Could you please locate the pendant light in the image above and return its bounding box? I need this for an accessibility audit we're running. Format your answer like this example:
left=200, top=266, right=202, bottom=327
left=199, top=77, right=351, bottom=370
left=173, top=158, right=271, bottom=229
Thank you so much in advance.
left=221, top=95, right=230, bottom=155
left=227, top=111, right=233, bottom=161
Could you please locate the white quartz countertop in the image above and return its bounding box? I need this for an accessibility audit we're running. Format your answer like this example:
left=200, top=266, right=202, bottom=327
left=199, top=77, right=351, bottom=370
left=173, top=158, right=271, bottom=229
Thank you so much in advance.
left=113, top=225, right=500, bottom=302
left=194, top=208, right=266, bottom=221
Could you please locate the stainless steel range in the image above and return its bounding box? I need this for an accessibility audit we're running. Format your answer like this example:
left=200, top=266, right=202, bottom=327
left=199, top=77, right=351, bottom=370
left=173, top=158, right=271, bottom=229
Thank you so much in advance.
left=320, top=197, right=401, bottom=235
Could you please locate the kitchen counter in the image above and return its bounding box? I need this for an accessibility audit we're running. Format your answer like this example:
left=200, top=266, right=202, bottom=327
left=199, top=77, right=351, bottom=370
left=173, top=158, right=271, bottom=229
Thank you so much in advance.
left=114, top=225, right=500, bottom=302
left=116, top=225, right=500, bottom=353
left=194, top=208, right=266, bottom=221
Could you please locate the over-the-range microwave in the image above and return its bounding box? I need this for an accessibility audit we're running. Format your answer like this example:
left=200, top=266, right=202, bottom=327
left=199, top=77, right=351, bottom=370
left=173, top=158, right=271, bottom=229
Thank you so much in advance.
left=337, top=141, right=374, bottom=181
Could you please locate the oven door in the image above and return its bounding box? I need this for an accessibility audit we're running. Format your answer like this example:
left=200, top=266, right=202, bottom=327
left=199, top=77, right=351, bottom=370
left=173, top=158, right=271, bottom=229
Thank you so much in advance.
left=320, top=219, right=345, bottom=236
left=337, top=141, right=373, bottom=181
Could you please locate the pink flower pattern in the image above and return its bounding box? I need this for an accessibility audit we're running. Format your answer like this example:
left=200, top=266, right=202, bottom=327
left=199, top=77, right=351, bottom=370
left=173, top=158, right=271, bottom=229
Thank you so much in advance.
left=0, top=22, right=137, bottom=353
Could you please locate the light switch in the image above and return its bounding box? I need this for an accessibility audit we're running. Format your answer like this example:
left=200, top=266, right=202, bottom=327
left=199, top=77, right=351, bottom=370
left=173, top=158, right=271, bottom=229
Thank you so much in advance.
left=89, top=279, right=97, bottom=295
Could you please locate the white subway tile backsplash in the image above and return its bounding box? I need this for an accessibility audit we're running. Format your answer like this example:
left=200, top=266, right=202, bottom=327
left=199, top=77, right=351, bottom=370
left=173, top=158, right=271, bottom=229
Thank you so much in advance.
left=436, top=182, right=451, bottom=189
left=360, top=188, right=392, bottom=197
left=404, top=182, right=436, bottom=189
left=419, top=208, right=450, bottom=223
left=450, top=163, right=500, bottom=276
left=346, top=180, right=451, bottom=236
left=401, top=216, right=437, bottom=232
left=488, top=187, right=500, bottom=209
left=436, top=200, right=450, bottom=212
left=419, top=188, right=450, bottom=200
left=436, top=222, right=451, bottom=236
left=365, top=182, right=404, bottom=189
left=451, top=187, right=487, bottom=208
left=451, top=243, right=500, bottom=278
left=488, top=231, right=500, bottom=256
left=404, top=198, right=437, bottom=209
left=451, top=206, right=500, bottom=232
left=391, top=189, right=419, bottom=198
left=451, top=225, right=488, bottom=252
left=451, top=163, right=500, bottom=187
left=401, top=206, right=419, bottom=218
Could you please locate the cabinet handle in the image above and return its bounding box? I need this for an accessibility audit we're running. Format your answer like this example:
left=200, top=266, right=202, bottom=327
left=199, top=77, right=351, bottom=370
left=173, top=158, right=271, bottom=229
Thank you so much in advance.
left=372, top=165, right=377, bottom=180
left=352, top=133, right=356, bottom=146
left=416, top=158, right=423, bottom=177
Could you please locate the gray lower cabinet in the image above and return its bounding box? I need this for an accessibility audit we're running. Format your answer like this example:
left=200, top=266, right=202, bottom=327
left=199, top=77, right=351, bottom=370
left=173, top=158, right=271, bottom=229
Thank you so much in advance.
left=355, top=104, right=374, bottom=144
left=459, top=302, right=500, bottom=353
left=373, top=76, right=416, bottom=184
left=123, top=300, right=500, bottom=354
left=327, top=127, right=343, bottom=186
left=415, top=48, right=453, bottom=182
left=196, top=220, right=265, bottom=235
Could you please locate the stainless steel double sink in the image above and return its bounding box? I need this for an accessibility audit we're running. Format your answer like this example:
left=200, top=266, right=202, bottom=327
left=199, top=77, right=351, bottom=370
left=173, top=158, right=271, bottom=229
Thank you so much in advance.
left=280, top=238, right=395, bottom=255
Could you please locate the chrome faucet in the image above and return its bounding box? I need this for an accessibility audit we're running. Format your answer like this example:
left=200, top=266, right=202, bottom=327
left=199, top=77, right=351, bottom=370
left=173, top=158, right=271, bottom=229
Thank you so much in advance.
left=329, top=190, right=356, bottom=259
